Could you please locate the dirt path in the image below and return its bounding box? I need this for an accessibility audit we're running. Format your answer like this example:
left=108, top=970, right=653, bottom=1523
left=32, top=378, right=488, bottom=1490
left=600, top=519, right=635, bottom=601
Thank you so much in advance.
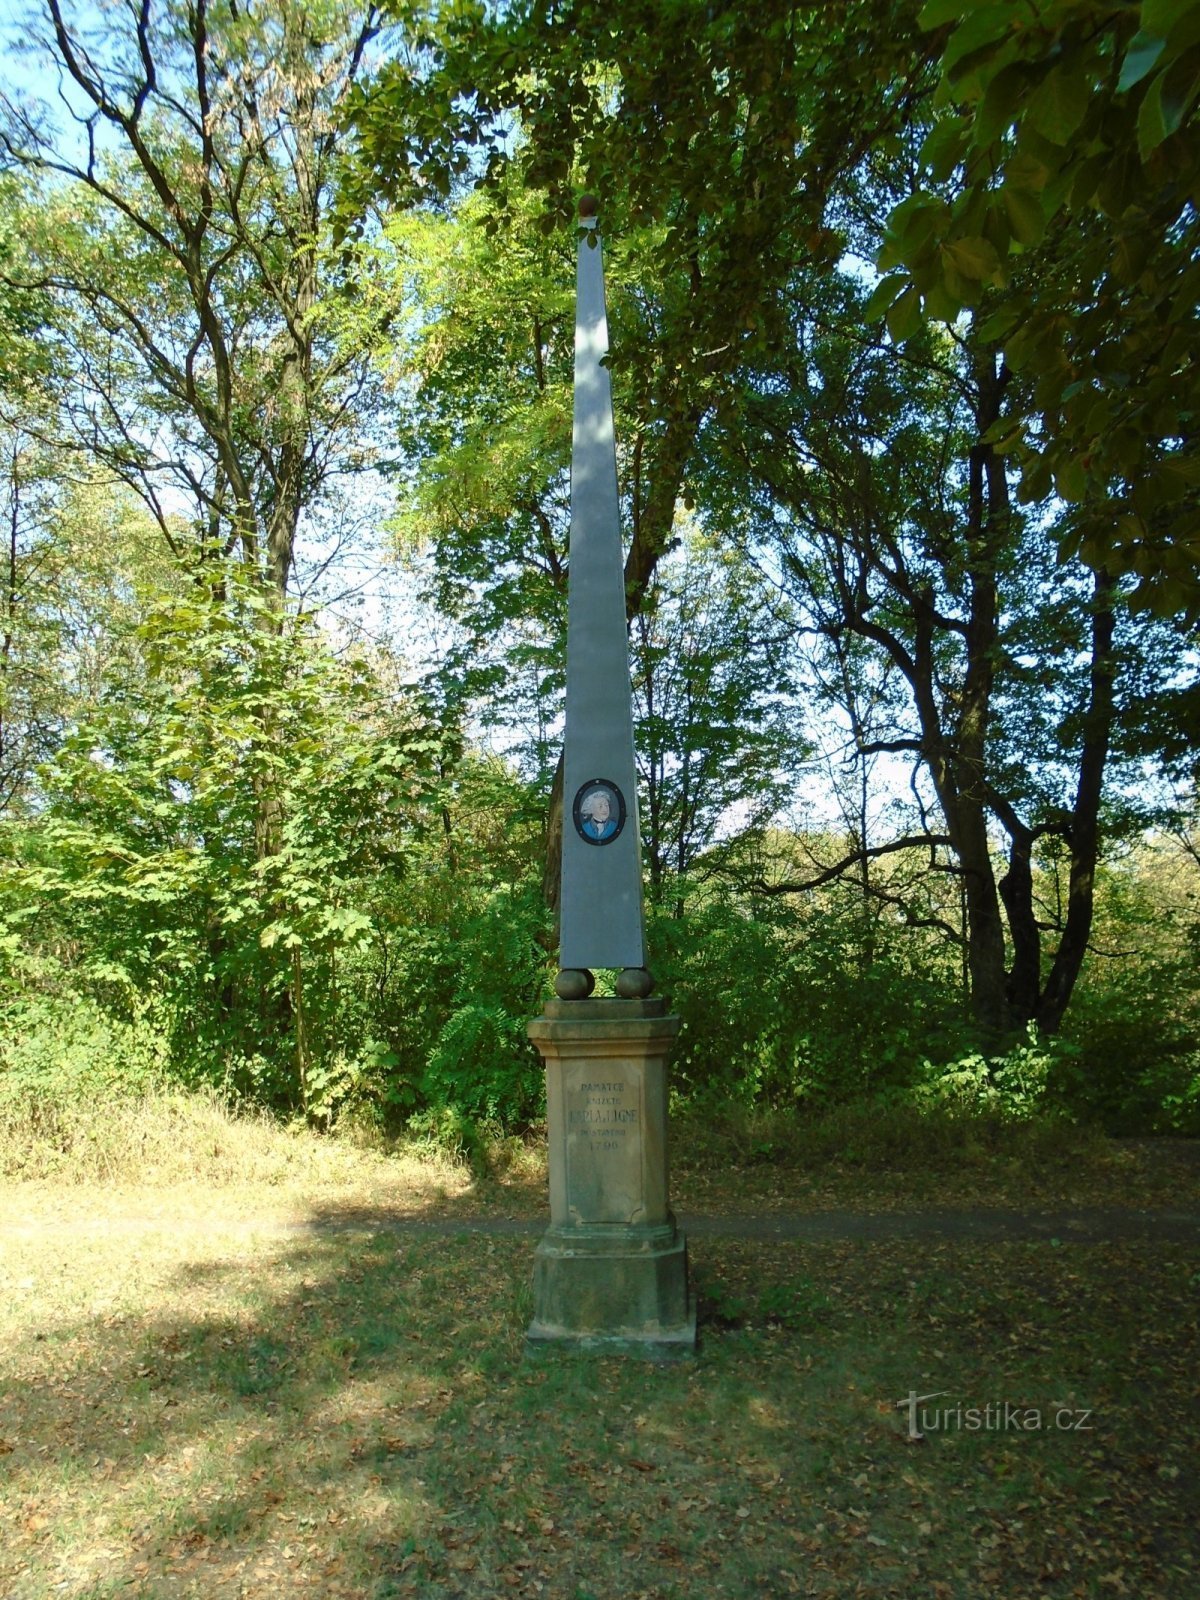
left=3, top=1200, right=1198, bottom=1244
left=305, top=1202, right=1200, bottom=1243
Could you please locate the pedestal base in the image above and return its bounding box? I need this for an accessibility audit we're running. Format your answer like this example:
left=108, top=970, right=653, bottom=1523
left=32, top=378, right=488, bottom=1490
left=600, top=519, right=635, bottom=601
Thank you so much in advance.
left=526, top=1220, right=696, bottom=1359
left=526, top=999, right=696, bottom=1357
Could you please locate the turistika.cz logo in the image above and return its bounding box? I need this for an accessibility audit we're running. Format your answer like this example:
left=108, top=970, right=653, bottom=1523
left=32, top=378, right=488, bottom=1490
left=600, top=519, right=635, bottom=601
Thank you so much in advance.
left=897, top=1391, right=1094, bottom=1440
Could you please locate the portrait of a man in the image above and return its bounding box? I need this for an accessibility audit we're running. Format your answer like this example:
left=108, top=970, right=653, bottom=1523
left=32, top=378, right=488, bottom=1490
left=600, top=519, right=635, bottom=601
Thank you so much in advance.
left=573, top=780, right=625, bottom=846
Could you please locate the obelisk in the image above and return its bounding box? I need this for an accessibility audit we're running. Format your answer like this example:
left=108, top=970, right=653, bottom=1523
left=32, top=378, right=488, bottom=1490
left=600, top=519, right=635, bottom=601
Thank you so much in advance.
left=556, top=196, right=648, bottom=995
left=525, top=198, right=695, bottom=1356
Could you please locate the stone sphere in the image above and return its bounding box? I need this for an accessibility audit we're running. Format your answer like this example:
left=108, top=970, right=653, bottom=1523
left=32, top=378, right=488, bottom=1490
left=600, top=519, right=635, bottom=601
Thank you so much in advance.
left=578, top=193, right=599, bottom=218
left=555, top=967, right=595, bottom=1000
left=616, top=966, right=654, bottom=999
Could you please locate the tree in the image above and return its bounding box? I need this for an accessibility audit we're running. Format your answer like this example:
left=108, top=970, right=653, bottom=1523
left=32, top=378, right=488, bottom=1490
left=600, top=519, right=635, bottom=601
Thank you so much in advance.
left=631, top=529, right=805, bottom=904
left=4, top=563, right=445, bottom=1111
left=872, top=0, right=1200, bottom=615
left=374, top=173, right=811, bottom=909
left=718, top=258, right=1190, bottom=1038
left=378, top=185, right=574, bottom=782
left=0, top=0, right=393, bottom=604
left=0, top=431, right=173, bottom=814
left=350, top=0, right=938, bottom=626
left=345, top=0, right=1197, bottom=1041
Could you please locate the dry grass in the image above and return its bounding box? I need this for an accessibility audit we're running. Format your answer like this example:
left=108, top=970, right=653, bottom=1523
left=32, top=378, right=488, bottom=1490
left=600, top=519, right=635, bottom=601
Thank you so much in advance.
left=0, top=1084, right=477, bottom=1196
left=1, top=1097, right=1197, bottom=1599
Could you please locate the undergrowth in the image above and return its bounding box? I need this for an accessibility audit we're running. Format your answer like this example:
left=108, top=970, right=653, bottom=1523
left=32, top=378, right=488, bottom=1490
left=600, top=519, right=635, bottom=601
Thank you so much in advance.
left=670, top=1097, right=1110, bottom=1176
left=0, top=1083, right=469, bottom=1189
left=0, top=1075, right=1125, bottom=1192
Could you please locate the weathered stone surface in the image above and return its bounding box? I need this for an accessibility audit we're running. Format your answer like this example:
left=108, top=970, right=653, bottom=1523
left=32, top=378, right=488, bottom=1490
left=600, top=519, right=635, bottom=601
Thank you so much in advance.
left=559, top=219, right=646, bottom=973
left=554, top=967, right=595, bottom=1001
left=615, top=966, right=654, bottom=998
left=526, top=998, right=695, bottom=1355
left=527, top=1225, right=694, bottom=1358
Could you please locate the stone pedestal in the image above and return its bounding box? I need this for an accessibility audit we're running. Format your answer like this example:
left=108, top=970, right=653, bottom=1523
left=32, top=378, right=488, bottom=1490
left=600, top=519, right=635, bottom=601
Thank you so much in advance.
left=526, top=997, right=696, bottom=1356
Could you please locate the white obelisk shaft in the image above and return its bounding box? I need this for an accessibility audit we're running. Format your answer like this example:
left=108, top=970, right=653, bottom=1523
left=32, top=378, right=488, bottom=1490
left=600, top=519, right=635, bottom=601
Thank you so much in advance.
left=559, top=220, right=646, bottom=973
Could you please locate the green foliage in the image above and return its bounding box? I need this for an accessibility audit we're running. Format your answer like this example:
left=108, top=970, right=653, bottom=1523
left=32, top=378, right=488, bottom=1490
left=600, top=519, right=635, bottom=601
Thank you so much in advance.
left=1, top=0, right=393, bottom=601
left=421, top=883, right=550, bottom=1127
left=425, top=1003, right=537, bottom=1125
left=2, top=563, right=445, bottom=1114
left=652, top=881, right=970, bottom=1111
left=780, top=918, right=970, bottom=1106
left=0, top=983, right=167, bottom=1112
left=881, top=0, right=1200, bottom=614
left=0, top=946, right=172, bottom=1178
left=355, top=0, right=1197, bottom=1052
left=912, top=1026, right=1068, bottom=1120
left=261, top=757, right=553, bottom=1135
left=0, top=0, right=1195, bottom=1143
left=1052, top=837, right=1200, bottom=1132
left=633, top=532, right=808, bottom=893
left=649, top=893, right=789, bottom=1106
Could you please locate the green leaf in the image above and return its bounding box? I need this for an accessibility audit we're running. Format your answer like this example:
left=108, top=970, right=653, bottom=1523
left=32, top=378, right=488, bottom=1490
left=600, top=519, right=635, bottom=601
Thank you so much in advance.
left=975, top=302, right=1023, bottom=342
left=1096, top=148, right=1140, bottom=217
left=1068, top=150, right=1109, bottom=208
left=919, top=116, right=969, bottom=180
left=985, top=419, right=1025, bottom=456
left=973, top=61, right=1029, bottom=149
left=1111, top=229, right=1152, bottom=283
left=1160, top=51, right=1200, bottom=136
left=941, top=5, right=1013, bottom=80
left=1119, top=30, right=1167, bottom=92
left=1151, top=458, right=1199, bottom=504
left=1006, top=148, right=1051, bottom=193
left=1137, top=69, right=1171, bottom=156
left=880, top=193, right=948, bottom=270
left=886, top=285, right=923, bottom=343
left=982, top=199, right=1011, bottom=258
left=1141, top=0, right=1199, bottom=37
left=1002, top=185, right=1045, bottom=245
left=923, top=279, right=962, bottom=321
left=863, top=273, right=907, bottom=322
left=941, top=234, right=1002, bottom=282
left=1053, top=457, right=1087, bottom=502
left=918, top=0, right=965, bottom=27
left=1025, top=61, right=1092, bottom=146
left=1019, top=452, right=1053, bottom=503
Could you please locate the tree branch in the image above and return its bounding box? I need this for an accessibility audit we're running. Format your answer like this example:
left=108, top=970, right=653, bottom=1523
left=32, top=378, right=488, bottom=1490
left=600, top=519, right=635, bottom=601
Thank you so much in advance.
left=748, top=831, right=955, bottom=896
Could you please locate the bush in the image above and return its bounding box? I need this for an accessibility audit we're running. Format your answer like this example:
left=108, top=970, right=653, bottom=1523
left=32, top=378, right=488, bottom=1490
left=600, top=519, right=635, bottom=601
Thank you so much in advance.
left=912, top=1025, right=1067, bottom=1120
left=413, top=881, right=549, bottom=1130
left=0, top=988, right=168, bottom=1109
left=424, top=1001, right=543, bottom=1127
left=650, top=886, right=970, bottom=1110
left=648, top=895, right=790, bottom=1105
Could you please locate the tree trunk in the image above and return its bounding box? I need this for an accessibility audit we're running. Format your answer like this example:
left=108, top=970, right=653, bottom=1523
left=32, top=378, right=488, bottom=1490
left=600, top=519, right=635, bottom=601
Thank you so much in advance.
left=540, top=752, right=564, bottom=939
left=997, top=819, right=1041, bottom=1020
left=1035, top=567, right=1117, bottom=1032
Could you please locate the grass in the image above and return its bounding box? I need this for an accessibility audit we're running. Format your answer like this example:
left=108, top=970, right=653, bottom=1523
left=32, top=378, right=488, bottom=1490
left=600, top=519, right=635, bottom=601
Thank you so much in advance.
left=0, top=1083, right=476, bottom=1193
left=0, top=1094, right=1197, bottom=1599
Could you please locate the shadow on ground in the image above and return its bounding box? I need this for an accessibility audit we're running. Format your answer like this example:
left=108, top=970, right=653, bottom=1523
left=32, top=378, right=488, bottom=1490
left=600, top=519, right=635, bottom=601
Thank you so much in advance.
left=2, top=1195, right=1198, bottom=1599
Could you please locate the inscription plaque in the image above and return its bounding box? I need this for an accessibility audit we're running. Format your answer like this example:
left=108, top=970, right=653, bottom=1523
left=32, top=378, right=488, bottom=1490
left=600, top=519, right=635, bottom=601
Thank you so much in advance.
left=564, top=1065, right=644, bottom=1225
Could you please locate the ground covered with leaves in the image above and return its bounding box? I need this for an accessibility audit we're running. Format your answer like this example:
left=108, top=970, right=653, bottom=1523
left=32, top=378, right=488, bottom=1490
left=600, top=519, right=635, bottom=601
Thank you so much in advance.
left=1, top=1119, right=1197, bottom=1600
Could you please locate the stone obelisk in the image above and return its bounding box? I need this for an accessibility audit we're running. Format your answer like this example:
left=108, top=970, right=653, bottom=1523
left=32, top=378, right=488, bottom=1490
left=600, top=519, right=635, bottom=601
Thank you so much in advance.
left=526, top=197, right=695, bottom=1357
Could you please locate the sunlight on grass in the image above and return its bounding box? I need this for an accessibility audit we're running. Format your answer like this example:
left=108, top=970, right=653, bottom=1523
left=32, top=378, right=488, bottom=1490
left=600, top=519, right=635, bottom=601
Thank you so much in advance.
left=0, top=1083, right=481, bottom=1200
left=1, top=1101, right=1197, bottom=1598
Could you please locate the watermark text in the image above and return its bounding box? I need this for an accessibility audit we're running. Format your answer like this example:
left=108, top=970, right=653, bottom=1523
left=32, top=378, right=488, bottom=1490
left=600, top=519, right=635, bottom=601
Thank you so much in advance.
left=896, top=1390, right=1093, bottom=1440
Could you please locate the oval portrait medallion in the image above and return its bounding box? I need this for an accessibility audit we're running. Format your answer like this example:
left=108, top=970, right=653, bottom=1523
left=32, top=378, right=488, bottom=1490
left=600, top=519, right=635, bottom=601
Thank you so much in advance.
left=572, top=779, right=626, bottom=847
